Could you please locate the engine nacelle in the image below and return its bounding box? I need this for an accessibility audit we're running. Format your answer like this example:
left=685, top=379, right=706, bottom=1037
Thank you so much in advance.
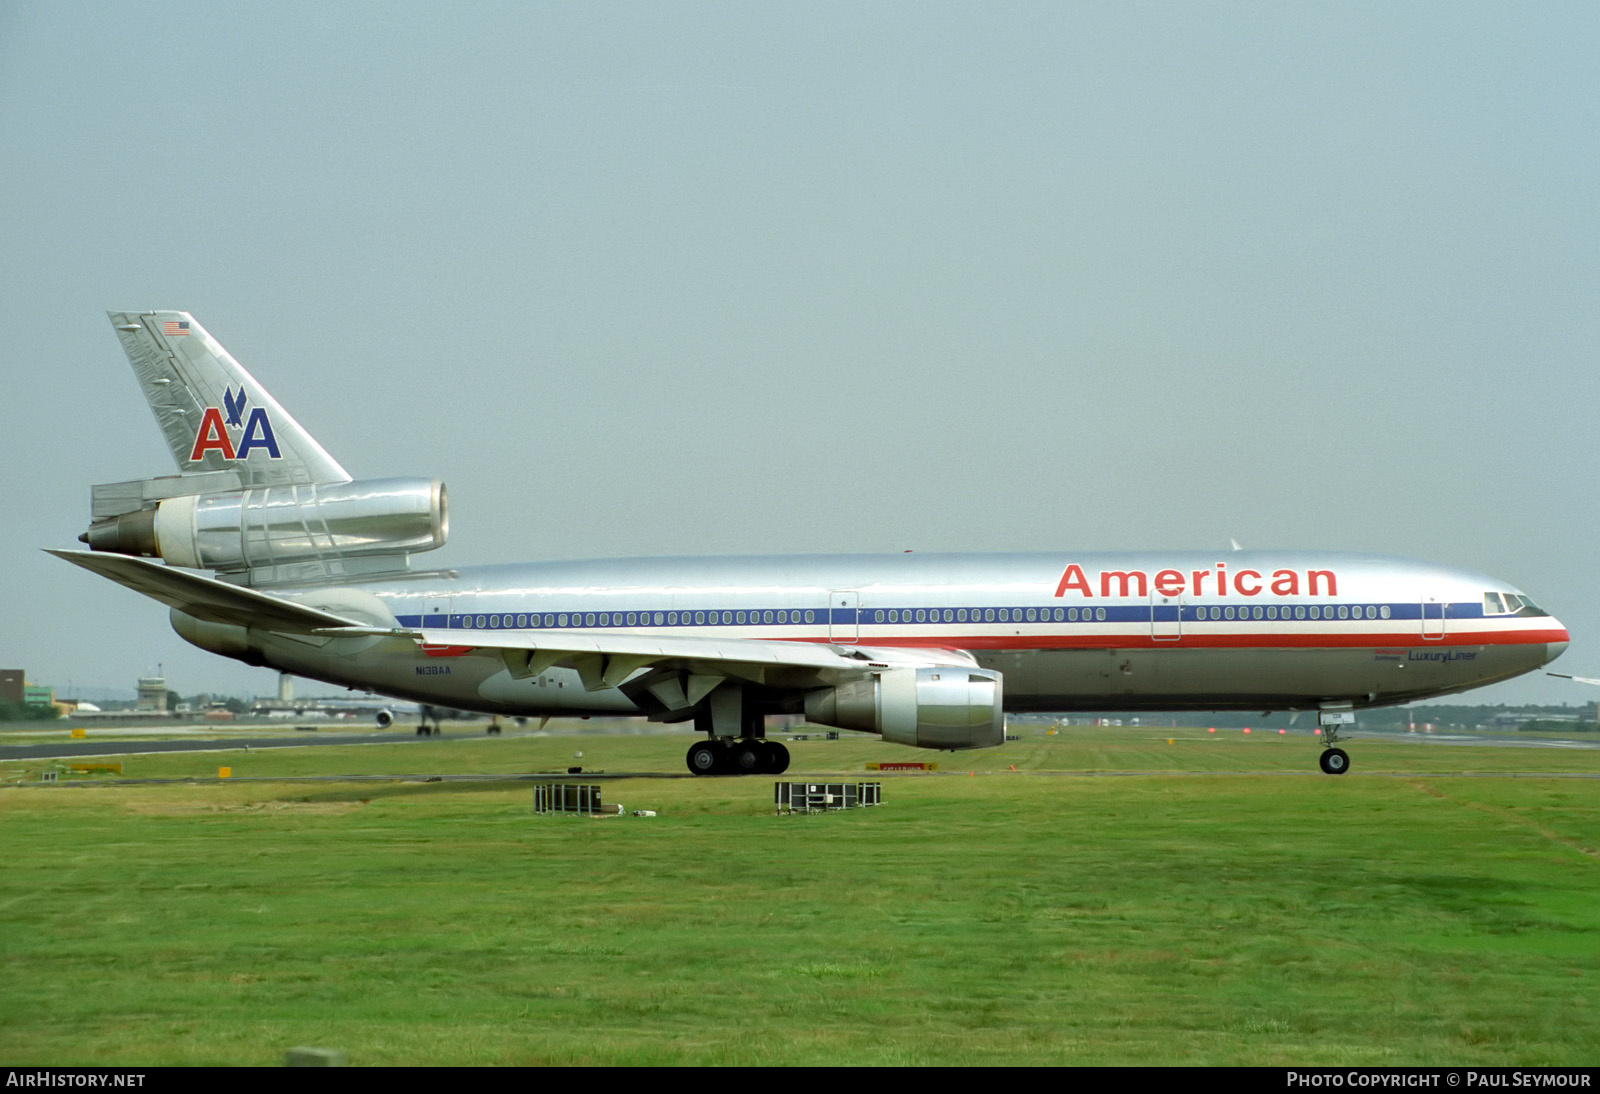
left=84, top=477, right=447, bottom=572
left=375, top=709, right=395, bottom=729
left=170, top=609, right=253, bottom=659
left=804, top=666, right=1005, bottom=750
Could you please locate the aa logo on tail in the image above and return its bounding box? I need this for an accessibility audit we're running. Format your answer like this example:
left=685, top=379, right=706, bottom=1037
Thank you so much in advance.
left=189, top=386, right=282, bottom=461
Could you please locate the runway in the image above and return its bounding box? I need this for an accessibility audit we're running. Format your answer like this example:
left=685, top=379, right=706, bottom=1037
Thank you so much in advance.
left=3, top=725, right=1596, bottom=766
left=0, top=728, right=460, bottom=762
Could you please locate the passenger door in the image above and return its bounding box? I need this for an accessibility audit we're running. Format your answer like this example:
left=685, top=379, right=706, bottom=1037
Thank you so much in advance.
left=1421, top=596, right=1446, bottom=641
left=1150, top=590, right=1182, bottom=642
left=828, top=590, right=860, bottom=643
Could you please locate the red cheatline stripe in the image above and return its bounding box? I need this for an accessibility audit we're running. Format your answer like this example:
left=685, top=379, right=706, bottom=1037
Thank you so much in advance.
left=438, top=627, right=1566, bottom=657
left=420, top=644, right=474, bottom=657
left=776, top=628, right=1568, bottom=652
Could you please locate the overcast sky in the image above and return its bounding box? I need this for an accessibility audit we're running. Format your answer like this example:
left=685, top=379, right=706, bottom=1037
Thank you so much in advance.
left=2, top=2, right=1595, bottom=706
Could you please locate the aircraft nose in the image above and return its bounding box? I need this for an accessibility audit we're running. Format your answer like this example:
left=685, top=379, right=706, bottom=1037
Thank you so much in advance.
left=1543, top=618, right=1570, bottom=665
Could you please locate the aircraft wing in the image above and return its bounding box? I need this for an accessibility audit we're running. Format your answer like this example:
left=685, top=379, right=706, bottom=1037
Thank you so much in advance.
left=408, top=626, right=979, bottom=694
left=47, top=549, right=363, bottom=633
left=1548, top=673, right=1600, bottom=687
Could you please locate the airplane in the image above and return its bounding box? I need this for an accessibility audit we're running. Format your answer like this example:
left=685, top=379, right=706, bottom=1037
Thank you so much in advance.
left=52, top=311, right=1571, bottom=776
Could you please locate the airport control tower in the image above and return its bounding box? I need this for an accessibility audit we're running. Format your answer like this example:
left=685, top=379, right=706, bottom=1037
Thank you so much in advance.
left=136, top=676, right=167, bottom=712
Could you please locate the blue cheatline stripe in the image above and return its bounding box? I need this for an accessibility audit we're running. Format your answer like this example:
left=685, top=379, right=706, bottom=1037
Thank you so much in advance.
left=393, top=600, right=1497, bottom=631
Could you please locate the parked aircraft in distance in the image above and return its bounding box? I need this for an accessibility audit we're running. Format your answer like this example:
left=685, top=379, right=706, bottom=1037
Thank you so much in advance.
left=54, top=312, right=1570, bottom=776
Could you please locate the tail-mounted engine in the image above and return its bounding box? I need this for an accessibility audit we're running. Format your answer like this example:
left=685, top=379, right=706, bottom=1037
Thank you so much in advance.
left=80, top=477, right=448, bottom=573
left=804, top=666, right=1005, bottom=750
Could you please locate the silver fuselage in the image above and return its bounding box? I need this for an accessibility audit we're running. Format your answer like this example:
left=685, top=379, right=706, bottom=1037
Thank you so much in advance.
left=200, top=549, right=1568, bottom=718
left=81, top=312, right=1572, bottom=751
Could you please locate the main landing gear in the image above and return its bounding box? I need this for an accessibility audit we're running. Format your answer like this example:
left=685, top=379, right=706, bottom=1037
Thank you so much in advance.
left=415, top=704, right=443, bottom=737
left=686, top=738, right=791, bottom=776
left=684, top=687, right=790, bottom=775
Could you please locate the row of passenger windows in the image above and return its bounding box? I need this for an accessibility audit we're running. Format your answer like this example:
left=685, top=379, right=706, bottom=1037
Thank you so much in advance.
left=451, top=604, right=1397, bottom=629
left=874, top=605, right=1389, bottom=623
left=873, top=607, right=1106, bottom=623
left=458, top=609, right=821, bottom=630
left=1195, top=604, right=1390, bottom=621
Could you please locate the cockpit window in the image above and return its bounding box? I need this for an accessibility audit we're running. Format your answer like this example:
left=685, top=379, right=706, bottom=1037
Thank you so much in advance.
left=1493, top=592, right=1549, bottom=617
left=1483, top=592, right=1505, bottom=615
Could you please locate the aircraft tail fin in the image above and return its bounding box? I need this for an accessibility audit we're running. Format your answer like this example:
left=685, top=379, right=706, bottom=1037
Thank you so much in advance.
left=107, top=311, right=350, bottom=488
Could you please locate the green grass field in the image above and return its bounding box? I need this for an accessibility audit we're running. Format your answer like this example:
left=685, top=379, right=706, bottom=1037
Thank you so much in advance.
left=2, top=726, right=1598, bottom=1065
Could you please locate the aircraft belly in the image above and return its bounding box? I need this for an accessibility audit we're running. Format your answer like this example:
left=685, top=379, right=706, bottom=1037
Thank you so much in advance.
left=244, top=622, right=1549, bottom=719
left=980, top=644, right=1530, bottom=712
left=254, top=635, right=639, bottom=717
left=475, top=665, right=638, bottom=715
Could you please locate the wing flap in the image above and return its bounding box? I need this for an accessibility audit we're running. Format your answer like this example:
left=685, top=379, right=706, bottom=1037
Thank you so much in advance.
left=417, top=626, right=977, bottom=689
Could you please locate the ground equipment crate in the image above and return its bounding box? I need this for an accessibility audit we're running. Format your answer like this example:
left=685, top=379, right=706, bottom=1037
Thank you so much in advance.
left=533, top=783, right=605, bottom=814
left=775, top=782, right=882, bottom=814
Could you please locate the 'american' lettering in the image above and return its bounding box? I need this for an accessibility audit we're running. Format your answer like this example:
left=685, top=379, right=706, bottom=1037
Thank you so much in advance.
left=1053, top=564, right=1337, bottom=599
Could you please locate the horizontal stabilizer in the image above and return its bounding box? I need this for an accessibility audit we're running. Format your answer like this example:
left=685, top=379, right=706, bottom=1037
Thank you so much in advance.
left=47, top=549, right=362, bottom=633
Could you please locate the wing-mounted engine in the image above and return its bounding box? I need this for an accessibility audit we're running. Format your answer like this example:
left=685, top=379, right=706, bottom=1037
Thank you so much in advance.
left=804, top=666, right=1006, bottom=750
left=80, top=477, right=448, bottom=577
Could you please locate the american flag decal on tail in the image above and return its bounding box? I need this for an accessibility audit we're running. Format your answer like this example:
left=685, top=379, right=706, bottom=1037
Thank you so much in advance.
left=162, top=320, right=190, bottom=336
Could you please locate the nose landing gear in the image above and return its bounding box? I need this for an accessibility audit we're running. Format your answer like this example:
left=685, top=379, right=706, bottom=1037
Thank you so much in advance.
left=1318, top=705, right=1354, bottom=775
left=1319, top=747, right=1350, bottom=775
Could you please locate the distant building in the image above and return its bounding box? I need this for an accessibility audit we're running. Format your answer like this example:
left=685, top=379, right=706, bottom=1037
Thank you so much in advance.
left=0, top=670, right=23, bottom=704
left=1491, top=710, right=1585, bottom=729
left=136, top=677, right=167, bottom=713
